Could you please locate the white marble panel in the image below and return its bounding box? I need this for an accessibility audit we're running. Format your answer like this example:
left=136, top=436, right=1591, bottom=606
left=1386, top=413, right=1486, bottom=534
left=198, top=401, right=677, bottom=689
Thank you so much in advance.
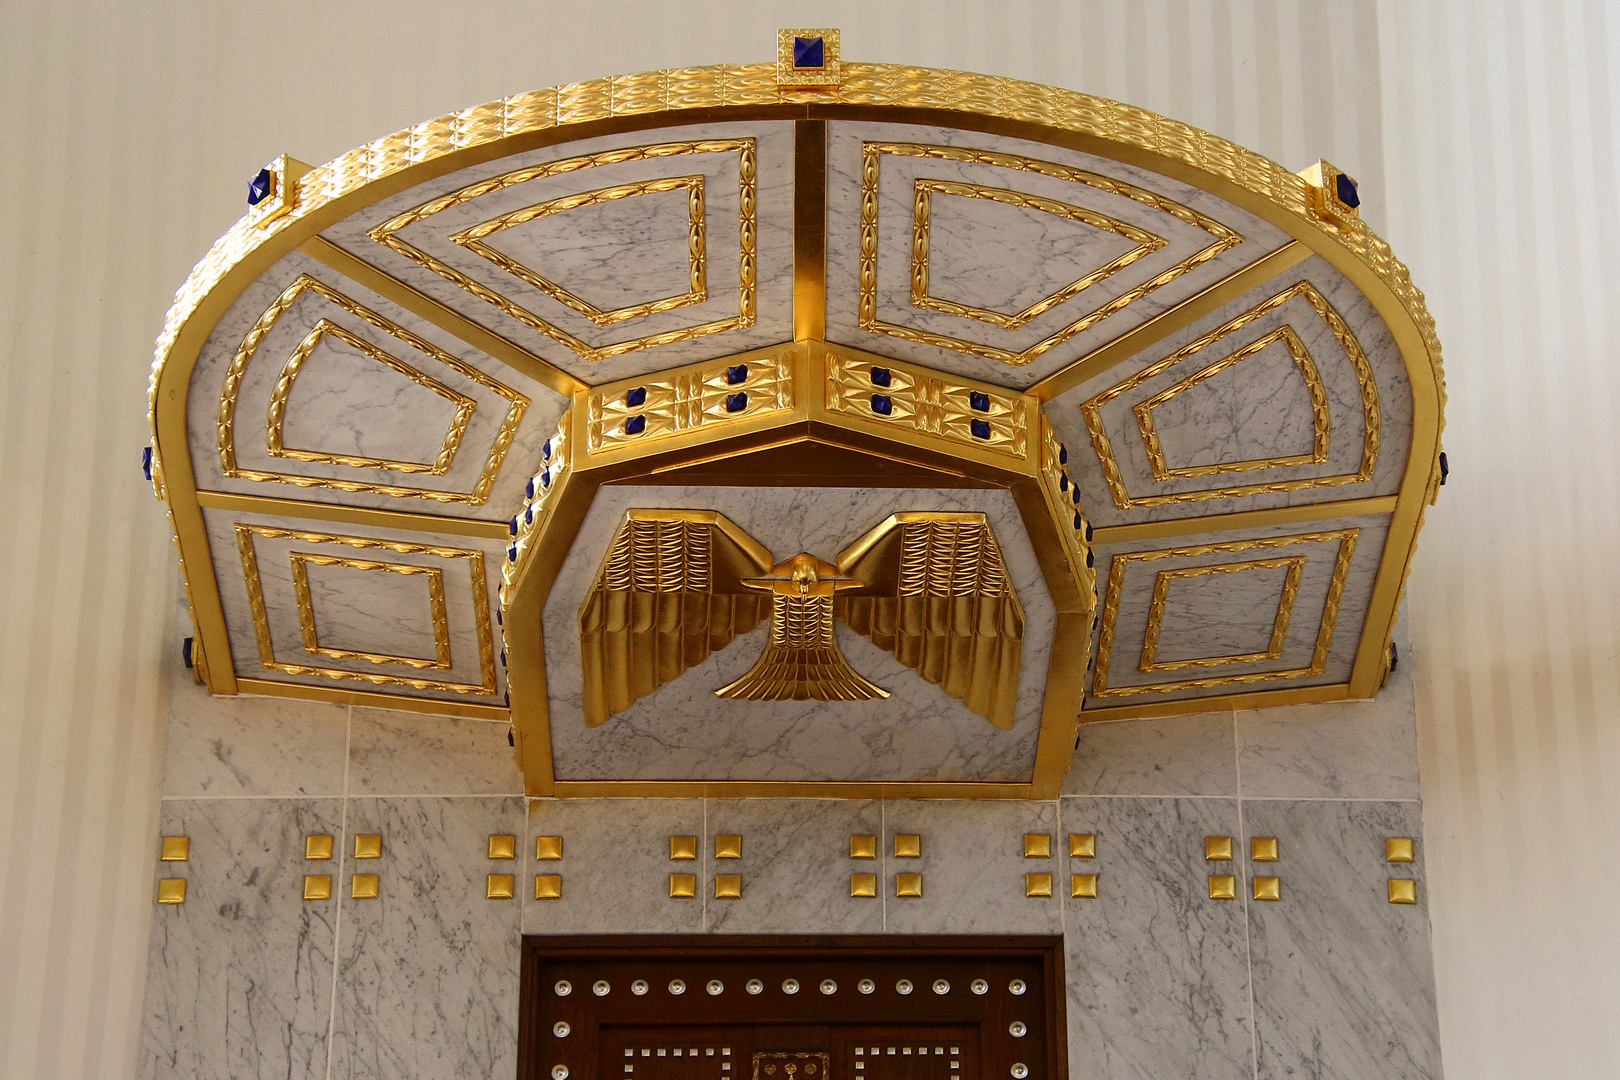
left=319, top=121, right=797, bottom=385
left=304, top=558, right=441, bottom=662
left=1058, top=796, right=1253, bottom=1080
left=185, top=249, right=569, bottom=520
left=1237, top=611, right=1420, bottom=800
left=702, top=799, right=885, bottom=934
left=164, top=673, right=348, bottom=797
left=330, top=796, right=524, bottom=1080
left=1086, top=514, right=1391, bottom=706
left=1046, top=254, right=1414, bottom=528
left=824, top=121, right=1294, bottom=389
left=1063, top=711, right=1238, bottom=797
left=880, top=800, right=1062, bottom=934
left=349, top=709, right=523, bottom=796
left=543, top=486, right=1054, bottom=783
left=1241, top=799, right=1440, bottom=1080
left=521, top=798, right=706, bottom=935
left=138, top=798, right=341, bottom=1080
left=203, top=506, right=507, bottom=704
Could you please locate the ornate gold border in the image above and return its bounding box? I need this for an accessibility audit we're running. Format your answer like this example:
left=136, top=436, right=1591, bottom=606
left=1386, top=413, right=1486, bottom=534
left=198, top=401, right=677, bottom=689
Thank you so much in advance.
left=288, top=552, right=451, bottom=669
left=1082, top=279, right=1378, bottom=507
left=1090, top=528, right=1358, bottom=699
left=368, top=140, right=756, bottom=361
left=218, top=274, right=528, bottom=504
left=267, top=319, right=477, bottom=475
left=1139, top=555, right=1304, bottom=672
left=823, top=347, right=1030, bottom=458
left=585, top=346, right=796, bottom=453
left=234, top=523, right=497, bottom=694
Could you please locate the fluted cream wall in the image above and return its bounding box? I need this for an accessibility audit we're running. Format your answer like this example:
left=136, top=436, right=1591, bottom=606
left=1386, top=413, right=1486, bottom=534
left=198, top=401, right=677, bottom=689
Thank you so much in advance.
left=1380, top=2, right=1620, bottom=1076
left=0, top=2, right=1405, bottom=1077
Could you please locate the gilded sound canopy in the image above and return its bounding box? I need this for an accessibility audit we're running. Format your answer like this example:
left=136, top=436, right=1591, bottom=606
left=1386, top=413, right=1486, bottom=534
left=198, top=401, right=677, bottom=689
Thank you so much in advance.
left=145, top=32, right=1444, bottom=798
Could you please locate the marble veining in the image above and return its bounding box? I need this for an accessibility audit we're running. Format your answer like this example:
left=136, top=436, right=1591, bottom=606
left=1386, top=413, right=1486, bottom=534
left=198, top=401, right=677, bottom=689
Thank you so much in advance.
left=138, top=798, right=341, bottom=1080
left=301, top=557, right=441, bottom=663
left=1064, top=711, right=1239, bottom=797
left=824, top=121, right=1294, bottom=388
left=543, top=486, right=1054, bottom=783
left=163, top=671, right=348, bottom=797
left=1059, top=796, right=1254, bottom=1080
left=348, top=709, right=523, bottom=796
left=319, top=121, right=797, bottom=385
left=329, top=797, right=524, bottom=1080
left=1242, top=799, right=1440, bottom=1080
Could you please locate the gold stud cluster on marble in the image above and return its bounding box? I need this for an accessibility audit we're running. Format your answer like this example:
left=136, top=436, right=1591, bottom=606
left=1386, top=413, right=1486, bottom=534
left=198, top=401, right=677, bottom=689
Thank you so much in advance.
left=849, top=834, right=877, bottom=897
left=535, top=835, right=562, bottom=900
left=893, top=834, right=922, bottom=898
left=1251, top=837, right=1281, bottom=902
left=1070, top=833, right=1098, bottom=898
left=350, top=833, right=381, bottom=899
left=1205, top=835, right=1236, bottom=899
left=485, top=834, right=517, bottom=899
left=1023, top=833, right=1052, bottom=897
left=1386, top=837, right=1417, bottom=904
left=303, top=834, right=334, bottom=901
left=664, top=834, right=744, bottom=899
left=156, top=836, right=189, bottom=905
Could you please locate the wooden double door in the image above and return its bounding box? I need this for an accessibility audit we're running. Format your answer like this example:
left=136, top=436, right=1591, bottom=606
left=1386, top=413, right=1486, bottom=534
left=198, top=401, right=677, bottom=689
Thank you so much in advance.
left=519, top=936, right=1064, bottom=1080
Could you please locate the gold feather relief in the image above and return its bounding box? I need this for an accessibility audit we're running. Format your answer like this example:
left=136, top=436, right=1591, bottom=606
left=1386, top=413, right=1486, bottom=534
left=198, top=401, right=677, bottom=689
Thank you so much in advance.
left=578, top=509, right=1024, bottom=728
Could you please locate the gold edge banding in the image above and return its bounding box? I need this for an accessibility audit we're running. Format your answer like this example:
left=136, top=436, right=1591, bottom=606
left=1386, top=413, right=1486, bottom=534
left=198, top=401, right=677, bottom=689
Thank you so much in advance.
left=196, top=490, right=512, bottom=539
left=794, top=119, right=828, bottom=341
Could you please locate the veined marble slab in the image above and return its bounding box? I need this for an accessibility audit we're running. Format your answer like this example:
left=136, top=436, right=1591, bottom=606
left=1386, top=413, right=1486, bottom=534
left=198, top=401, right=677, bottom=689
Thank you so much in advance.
left=164, top=669, right=348, bottom=797
left=543, top=485, right=1054, bottom=783
left=1064, top=710, right=1239, bottom=797
left=348, top=709, right=523, bottom=796
left=138, top=798, right=341, bottom=1080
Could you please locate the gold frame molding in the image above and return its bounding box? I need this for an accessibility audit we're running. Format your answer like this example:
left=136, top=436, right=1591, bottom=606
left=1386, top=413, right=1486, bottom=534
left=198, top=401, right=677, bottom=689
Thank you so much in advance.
left=287, top=552, right=452, bottom=670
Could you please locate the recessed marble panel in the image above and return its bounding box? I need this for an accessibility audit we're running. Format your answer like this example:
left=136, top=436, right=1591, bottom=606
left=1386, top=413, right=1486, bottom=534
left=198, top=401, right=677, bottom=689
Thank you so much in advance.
left=543, top=486, right=1053, bottom=783
left=184, top=249, right=569, bottom=520
left=1086, top=514, right=1390, bottom=707
left=330, top=797, right=524, bottom=1080
left=164, top=675, right=348, bottom=797
left=348, top=709, right=522, bottom=796
left=824, top=121, right=1294, bottom=389
left=304, top=559, right=441, bottom=662
left=1241, top=799, right=1440, bottom=1080
left=702, top=799, right=884, bottom=934
left=1064, top=711, right=1238, bottom=797
left=1058, top=796, right=1252, bottom=1080
left=203, top=507, right=505, bottom=704
left=138, top=798, right=341, bottom=1080
left=1046, top=254, right=1414, bottom=527
left=880, top=800, right=1061, bottom=934
left=1237, top=612, right=1419, bottom=799
left=318, top=121, right=796, bottom=385
left=521, top=799, right=705, bottom=935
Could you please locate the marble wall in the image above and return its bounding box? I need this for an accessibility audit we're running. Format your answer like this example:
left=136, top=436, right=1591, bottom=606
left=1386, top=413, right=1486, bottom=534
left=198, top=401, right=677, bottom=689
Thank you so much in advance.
left=140, top=622, right=1439, bottom=1080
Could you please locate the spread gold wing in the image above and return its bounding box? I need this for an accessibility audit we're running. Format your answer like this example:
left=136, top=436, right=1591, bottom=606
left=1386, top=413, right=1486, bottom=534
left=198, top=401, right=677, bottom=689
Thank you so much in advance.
left=579, top=510, right=773, bottom=726
left=837, top=512, right=1025, bottom=729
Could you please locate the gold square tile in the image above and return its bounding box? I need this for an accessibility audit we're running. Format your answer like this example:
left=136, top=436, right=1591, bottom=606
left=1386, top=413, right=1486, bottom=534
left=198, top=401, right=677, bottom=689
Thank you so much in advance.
left=895, top=873, right=923, bottom=898
left=156, top=878, right=186, bottom=904
left=1253, top=876, right=1281, bottom=901
left=849, top=834, right=877, bottom=859
left=714, top=874, right=742, bottom=899
left=1251, top=837, right=1279, bottom=862
left=1205, top=836, right=1233, bottom=861
left=534, top=874, right=562, bottom=900
left=535, top=835, right=563, bottom=861
left=714, top=834, right=742, bottom=859
left=1389, top=878, right=1417, bottom=904
left=303, top=874, right=332, bottom=901
left=669, top=836, right=697, bottom=860
left=893, top=834, right=920, bottom=859
left=1025, top=873, right=1053, bottom=897
left=1023, top=833, right=1052, bottom=859
left=850, top=873, right=877, bottom=897
left=1386, top=837, right=1415, bottom=863
left=351, top=873, right=379, bottom=899
left=353, top=834, right=382, bottom=860
left=668, top=873, right=696, bottom=898
left=487, top=873, right=515, bottom=899
left=1069, top=833, right=1096, bottom=859
left=487, top=835, right=516, bottom=860
left=1071, top=873, right=1099, bottom=899
left=160, top=836, right=189, bottom=862
left=304, top=834, right=333, bottom=861
left=1208, top=874, right=1236, bottom=900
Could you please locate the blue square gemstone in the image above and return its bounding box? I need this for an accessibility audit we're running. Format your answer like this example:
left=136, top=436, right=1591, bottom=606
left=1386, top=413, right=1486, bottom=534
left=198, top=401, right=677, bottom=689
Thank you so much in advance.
left=508, top=518, right=519, bottom=537
left=1059, top=443, right=1069, bottom=465
left=1059, top=473, right=1068, bottom=492
left=625, top=414, right=646, bottom=435
left=626, top=386, right=647, bottom=407
left=1084, top=522, right=1094, bottom=542
left=247, top=167, right=274, bottom=206
left=1335, top=172, right=1360, bottom=209
left=970, top=418, right=991, bottom=440
left=141, top=445, right=153, bottom=481
left=1073, top=512, right=1084, bottom=532
left=525, top=478, right=535, bottom=499
left=969, top=391, right=990, bottom=412
left=870, top=366, right=891, bottom=387
left=725, top=392, right=747, bottom=413
left=541, top=439, right=551, bottom=460
left=726, top=364, right=748, bottom=385
left=793, top=35, right=824, bottom=69
left=524, top=506, right=533, bottom=525
left=871, top=394, right=892, bottom=416
left=540, top=468, right=551, bottom=488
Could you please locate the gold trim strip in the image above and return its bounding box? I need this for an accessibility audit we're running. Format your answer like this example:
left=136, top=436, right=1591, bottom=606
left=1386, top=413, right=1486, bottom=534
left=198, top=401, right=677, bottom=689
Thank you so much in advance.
left=1030, top=241, right=1310, bottom=400
left=234, top=676, right=510, bottom=720
left=551, top=780, right=1040, bottom=799
left=794, top=120, right=828, bottom=341
left=1139, top=556, right=1304, bottom=672
left=1088, top=495, right=1397, bottom=544
left=288, top=552, right=451, bottom=669
left=585, top=347, right=796, bottom=453
left=196, top=490, right=510, bottom=539
left=1079, top=680, right=1352, bottom=721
